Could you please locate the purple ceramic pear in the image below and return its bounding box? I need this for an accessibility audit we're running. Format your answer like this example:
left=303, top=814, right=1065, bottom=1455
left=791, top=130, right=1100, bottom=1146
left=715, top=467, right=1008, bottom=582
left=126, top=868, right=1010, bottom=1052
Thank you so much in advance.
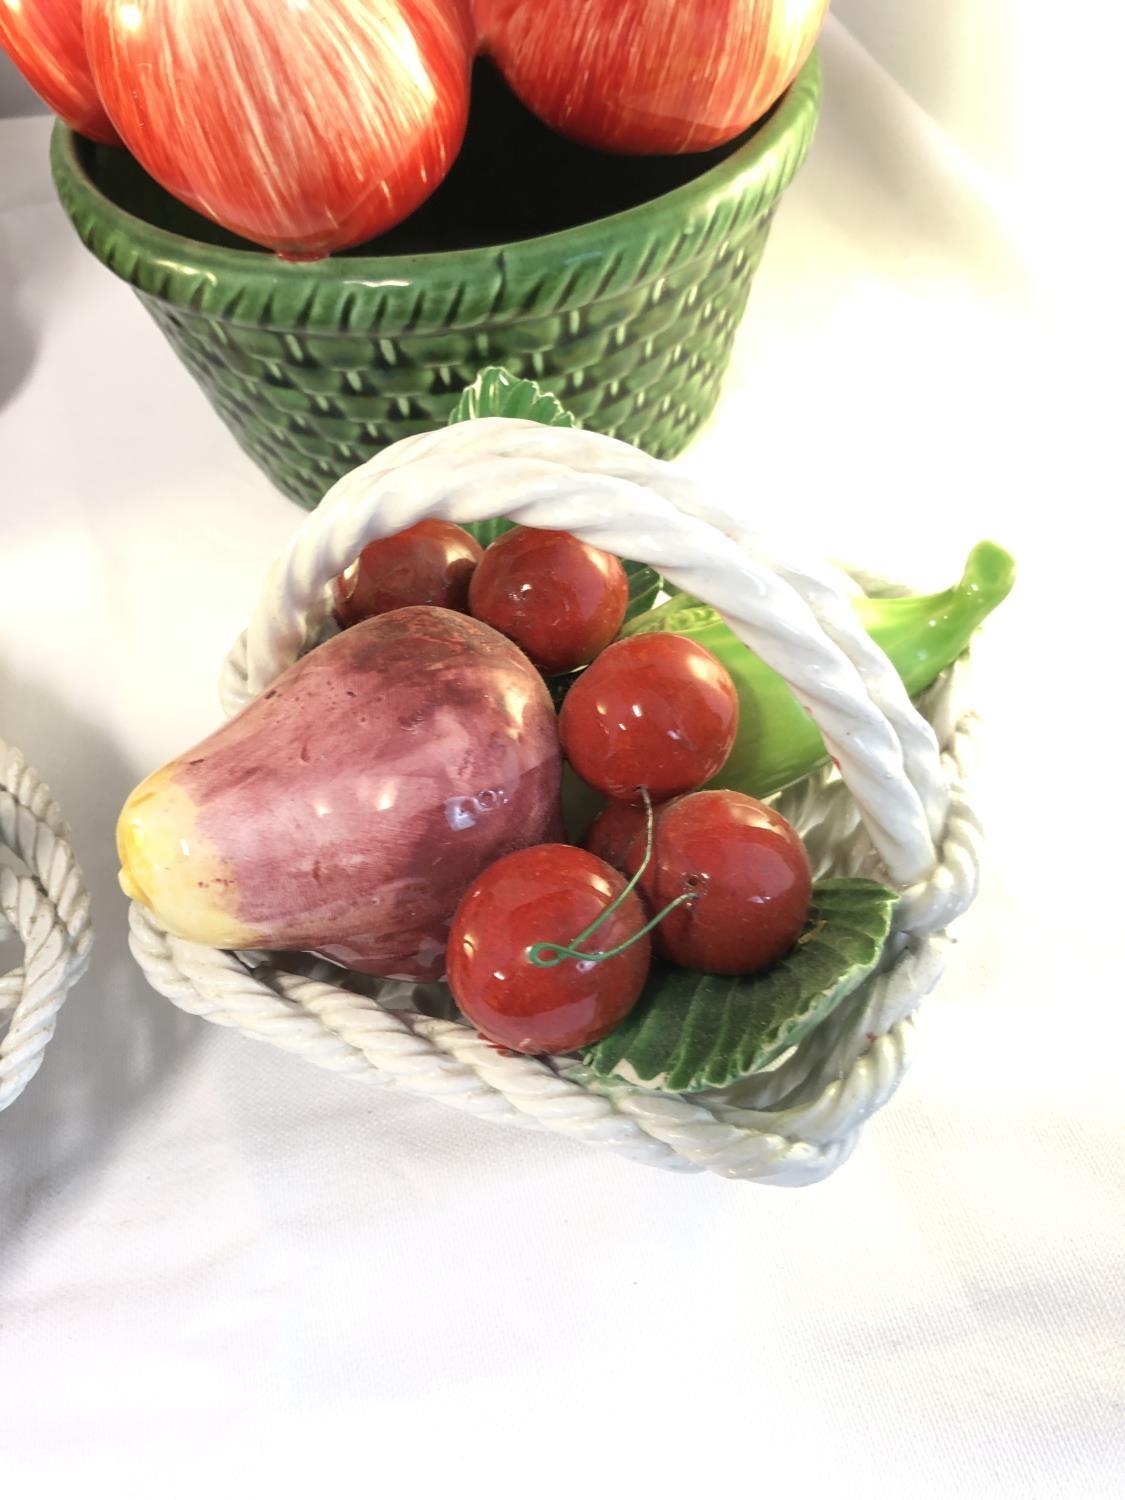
left=118, top=606, right=562, bottom=982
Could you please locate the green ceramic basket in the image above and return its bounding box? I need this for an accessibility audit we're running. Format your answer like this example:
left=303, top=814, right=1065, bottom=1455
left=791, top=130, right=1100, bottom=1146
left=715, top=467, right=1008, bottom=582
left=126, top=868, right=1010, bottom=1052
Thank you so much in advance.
left=50, top=55, right=821, bottom=510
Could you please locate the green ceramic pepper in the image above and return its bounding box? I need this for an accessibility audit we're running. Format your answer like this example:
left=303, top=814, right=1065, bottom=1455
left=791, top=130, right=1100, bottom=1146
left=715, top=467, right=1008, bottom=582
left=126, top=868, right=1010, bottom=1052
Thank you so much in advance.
left=617, top=540, right=1015, bottom=801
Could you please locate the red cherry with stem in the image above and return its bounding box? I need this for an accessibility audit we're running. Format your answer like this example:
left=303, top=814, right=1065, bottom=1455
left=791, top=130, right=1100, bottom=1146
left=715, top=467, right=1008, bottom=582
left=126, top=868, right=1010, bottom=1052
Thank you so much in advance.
left=623, top=790, right=812, bottom=976
left=447, top=843, right=652, bottom=1053
left=334, top=521, right=484, bottom=627
left=559, top=633, right=739, bottom=803
left=468, top=527, right=628, bottom=674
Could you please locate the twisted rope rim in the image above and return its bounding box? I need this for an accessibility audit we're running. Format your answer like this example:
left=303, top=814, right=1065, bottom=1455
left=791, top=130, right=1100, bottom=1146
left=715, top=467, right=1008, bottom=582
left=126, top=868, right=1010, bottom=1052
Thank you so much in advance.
left=126, top=420, right=987, bottom=1183
left=1, top=740, right=93, bottom=1112
left=237, top=419, right=946, bottom=886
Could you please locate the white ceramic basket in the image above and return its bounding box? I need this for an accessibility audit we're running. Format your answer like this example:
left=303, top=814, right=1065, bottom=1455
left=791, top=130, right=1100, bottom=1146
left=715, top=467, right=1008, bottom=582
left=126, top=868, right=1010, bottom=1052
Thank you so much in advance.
left=1, top=739, right=93, bottom=1112
left=126, top=419, right=985, bottom=1185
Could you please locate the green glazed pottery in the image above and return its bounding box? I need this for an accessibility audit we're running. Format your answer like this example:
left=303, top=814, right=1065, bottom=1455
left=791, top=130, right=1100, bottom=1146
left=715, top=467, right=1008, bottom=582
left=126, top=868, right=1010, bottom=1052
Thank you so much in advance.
left=50, top=55, right=821, bottom=510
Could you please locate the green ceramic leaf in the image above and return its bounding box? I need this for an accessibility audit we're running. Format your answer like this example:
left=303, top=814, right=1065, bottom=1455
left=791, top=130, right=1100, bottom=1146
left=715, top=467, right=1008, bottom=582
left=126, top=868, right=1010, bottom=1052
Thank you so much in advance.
left=447, top=366, right=662, bottom=617
left=458, top=516, right=517, bottom=549
left=623, top=563, right=662, bottom=621
left=449, top=368, right=576, bottom=546
left=582, top=878, right=899, bottom=1093
left=450, top=366, right=580, bottom=432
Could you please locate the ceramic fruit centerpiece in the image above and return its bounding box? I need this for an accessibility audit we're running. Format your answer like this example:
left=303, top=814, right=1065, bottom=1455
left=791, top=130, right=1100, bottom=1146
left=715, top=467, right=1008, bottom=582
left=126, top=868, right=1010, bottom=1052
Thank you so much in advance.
left=118, top=371, right=1014, bottom=1183
left=11, top=1, right=825, bottom=503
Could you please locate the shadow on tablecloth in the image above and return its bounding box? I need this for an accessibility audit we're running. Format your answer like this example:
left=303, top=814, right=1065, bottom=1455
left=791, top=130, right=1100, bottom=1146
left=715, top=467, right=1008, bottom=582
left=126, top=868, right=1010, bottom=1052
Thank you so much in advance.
left=0, top=238, right=37, bottom=413
left=0, top=663, right=201, bottom=1275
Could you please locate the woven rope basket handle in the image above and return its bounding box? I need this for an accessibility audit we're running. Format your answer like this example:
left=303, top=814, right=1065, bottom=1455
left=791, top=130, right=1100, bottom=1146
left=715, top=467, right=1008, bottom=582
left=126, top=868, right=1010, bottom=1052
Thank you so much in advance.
left=127, top=419, right=985, bottom=1184
left=1, top=739, right=93, bottom=1112
left=232, top=419, right=946, bottom=886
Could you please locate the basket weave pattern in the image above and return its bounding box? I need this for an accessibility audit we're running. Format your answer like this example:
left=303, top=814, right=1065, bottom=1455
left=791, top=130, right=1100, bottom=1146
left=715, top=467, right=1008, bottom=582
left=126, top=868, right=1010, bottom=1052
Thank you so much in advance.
left=127, top=420, right=983, bottom=1184
left=1, top=741, right=93, bottom=1112
left=140, top=213, right=772, bottom=509
left=49, top=58, right=821, bottom=510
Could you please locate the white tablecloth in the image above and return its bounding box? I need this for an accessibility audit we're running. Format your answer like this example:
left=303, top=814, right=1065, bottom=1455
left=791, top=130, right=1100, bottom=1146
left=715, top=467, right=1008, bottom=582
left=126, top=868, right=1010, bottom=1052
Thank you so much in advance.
left=1, top=24, right=1121, bottom=1497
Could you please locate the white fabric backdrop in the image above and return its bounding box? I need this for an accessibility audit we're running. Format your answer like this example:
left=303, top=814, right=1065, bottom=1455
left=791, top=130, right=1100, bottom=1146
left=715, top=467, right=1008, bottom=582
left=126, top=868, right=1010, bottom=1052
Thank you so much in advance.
left=1, top=18, right=1121, bottom=1497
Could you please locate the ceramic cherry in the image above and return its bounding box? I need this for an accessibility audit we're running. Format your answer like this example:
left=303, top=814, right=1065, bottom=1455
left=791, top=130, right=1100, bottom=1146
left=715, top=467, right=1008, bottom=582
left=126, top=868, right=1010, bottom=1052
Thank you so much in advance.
left=623, top=790, right=811, bottom=975
left=582, top=800, right=647, bottom=871
left=559, top=633, right=738, bottom=803
left=446, top=843, right=651, bottom=1053
left=334, top=521, right=483, bottom=626
left=468, top=527, right=628, bottom=674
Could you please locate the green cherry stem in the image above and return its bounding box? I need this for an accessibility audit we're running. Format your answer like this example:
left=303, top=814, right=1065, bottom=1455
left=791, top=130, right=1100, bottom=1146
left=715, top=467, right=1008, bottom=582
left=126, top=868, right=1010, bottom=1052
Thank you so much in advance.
left=530, top=890, right=698, bottom=967
left=528, top=788, right=697, bottom=969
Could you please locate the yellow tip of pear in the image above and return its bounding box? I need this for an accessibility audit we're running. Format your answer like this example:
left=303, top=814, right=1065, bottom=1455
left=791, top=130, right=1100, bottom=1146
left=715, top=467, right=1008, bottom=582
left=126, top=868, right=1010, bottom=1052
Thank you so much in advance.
left=115, top=765, right=256, bottom=949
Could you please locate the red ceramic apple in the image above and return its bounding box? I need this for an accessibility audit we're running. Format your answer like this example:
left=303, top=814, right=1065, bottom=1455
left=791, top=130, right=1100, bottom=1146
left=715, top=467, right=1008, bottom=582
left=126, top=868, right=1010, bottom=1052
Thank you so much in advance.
left=0, top=0, right=118, bottom=143
left=83, top=0, right=474, bottom=258
left=474, top=0, right=829, bottom=154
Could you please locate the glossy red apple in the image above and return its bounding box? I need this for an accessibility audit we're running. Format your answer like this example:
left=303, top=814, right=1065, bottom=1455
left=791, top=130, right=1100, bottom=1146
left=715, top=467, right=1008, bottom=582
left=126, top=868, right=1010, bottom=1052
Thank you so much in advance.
left=474, top=0, right=829, bottom=154
left=0, top=0, right=118, bottom=143
left=83, top=0, right=473, bottom=258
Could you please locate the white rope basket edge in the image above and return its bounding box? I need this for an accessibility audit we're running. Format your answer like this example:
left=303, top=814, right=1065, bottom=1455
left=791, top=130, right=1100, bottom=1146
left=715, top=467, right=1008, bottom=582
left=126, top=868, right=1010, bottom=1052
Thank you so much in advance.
left=1, top=739, right=94, bottom=1112
left=126, top=420, right=985, bottom=1184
